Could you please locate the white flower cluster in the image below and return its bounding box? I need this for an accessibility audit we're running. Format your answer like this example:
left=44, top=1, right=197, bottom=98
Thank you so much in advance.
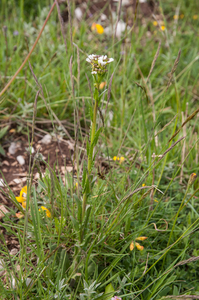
left=86, top=54, right=114, bottom=75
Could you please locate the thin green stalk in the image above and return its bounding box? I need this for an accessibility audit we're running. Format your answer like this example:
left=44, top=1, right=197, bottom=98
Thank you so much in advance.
left=167, top=174, right=196, bottom=247
left=88, top=98, right=98, bottom=173
left=82, top=94, right=98, bottom=219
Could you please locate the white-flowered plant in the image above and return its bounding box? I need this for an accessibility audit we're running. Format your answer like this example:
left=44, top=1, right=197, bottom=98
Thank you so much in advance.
left=81, top=54, right=114, bottom=223
left=86, top=54, right=114, bottom=75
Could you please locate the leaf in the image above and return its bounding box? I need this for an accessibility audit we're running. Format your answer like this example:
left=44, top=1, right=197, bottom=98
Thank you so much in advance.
left=0, top=145, right=5, bottom=156
left=82, top=163, right=87, bottom=189
left=70, top=216, right=79, bottom=231
left=74, top=194, right=82, bottom=223
left=92, top=127, right=102, bottom=148
left=86, top=139, right=90, bottom=156
left=0, top=125, right=9, bottom=140
left=104, top=283, right=114, bottom=299
left=89, top=106, right=93, bottom=120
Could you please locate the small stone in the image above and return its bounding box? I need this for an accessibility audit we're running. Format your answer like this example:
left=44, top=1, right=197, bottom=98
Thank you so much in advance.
left=25, top=277, right=33, bottom=287
left=39, top=134, right=52, bottom=145
left=25, top=146, right=35, bottom=154
left=61, top=166, right=73, bottom=174
left=34, top=173, right=40, bottom=179
left=0, top=179, right=5, bottom=187
left=8, top=142, right=17, bottom=155
left=75, top=7, right=82, bottom=20
left=12, top=177, right=26, bottom=184
left=17, top=155, right=25, bottom=166
left=11, top=276, right=16, bottom=288
left=0, top=259, right=5, bottom=276
left=12, top=179, right=22, bottom=184
left=2, top=160, right=10, bottom=166
left=10, top=248, right=18, bottom=255
left=0, top=205, right=9, bottom=219
left=100, top=13, right=107, bottom=21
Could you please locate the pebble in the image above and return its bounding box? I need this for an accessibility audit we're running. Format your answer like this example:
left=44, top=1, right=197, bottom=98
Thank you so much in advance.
left=0, top=259, right=5, bottom=276
left=10, top=248, right=18, bottom=255
left=75, top=7, right=82, bottom=20
left=8, top=142, right=17, bottom=155
left=0, top=179, right=5, bottom=187
left=17, top=155, right=25, bottom=165
left=39, top=134, right=52, bottom=145
left=25, top=277, right=33, bottom=287
left=0, top=205, right=9, bottom=219
left=25, top=146, right=35, bottom=154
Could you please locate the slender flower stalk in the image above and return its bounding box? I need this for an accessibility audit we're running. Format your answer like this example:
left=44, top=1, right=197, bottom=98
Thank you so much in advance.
left=82, top=54, right=114, bottom=220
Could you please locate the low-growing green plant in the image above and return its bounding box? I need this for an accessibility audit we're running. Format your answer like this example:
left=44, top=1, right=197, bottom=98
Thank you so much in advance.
left=1, top=0, right=199, bottom=299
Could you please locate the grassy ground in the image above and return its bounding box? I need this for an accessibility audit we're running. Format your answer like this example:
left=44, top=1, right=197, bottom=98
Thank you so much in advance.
left=1, top=0, right=199, bottom=299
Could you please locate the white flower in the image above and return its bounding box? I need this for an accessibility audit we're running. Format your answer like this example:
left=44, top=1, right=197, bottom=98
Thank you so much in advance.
left=108, top=58, right=114, bottom=63
left=86, top=54, right=114, bottom=75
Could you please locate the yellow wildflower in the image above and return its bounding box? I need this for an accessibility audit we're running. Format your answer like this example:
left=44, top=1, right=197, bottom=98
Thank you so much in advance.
left=153, top=21, right=158, bottom=26
left=188, top=173, right=197, bottom=186
left=180, top=14, right=184, bottom=19
left=113, top=156, right=117, bottom=161
left=130, top=241, right=144, bottom=251
left=136, top=236, right=148, bottom=241
left=39, top=206, right=51, bottom=218
left=16, top=186, right=27, bottom=209
left=130, top=236, right=147, bottom=251
left=154, top=199, right=158, bottom=203
left=16, top=186, right=27, bottom=203
left=160, top=25, right=166, bottom=31
left=91, top=23, right=104, bottom=34
left=120, top=157, right=125, bottom=163
left=130, top=242, right=134, bottom=251
left=99, top=81, right=106, bottom=89
left=75, top=182, right=78, bottom=188
left=173, top=15, right=178, bottom=20
left=142, top=183, right=146, bottom=187
left=135, top=242, right=144, bottom=251
left=193, top=15, right=198, bottom=20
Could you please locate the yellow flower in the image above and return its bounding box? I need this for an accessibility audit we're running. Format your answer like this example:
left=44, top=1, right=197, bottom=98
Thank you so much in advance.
left=193, top=15, right=198, bottom=20
left=91, top=23, right=104, bottom=34
left=113, top=156, right=117, bottom=161
left=160, top=25, right=166, bottom=31
left=173, top=15, right=178, bottom=20
left=16, top=186, right=27, bottom=203
left=142, top=183, right=146, bottom=187
left=120, top=157, right=125, bottom=163
left=130, top=242, right=134, bottom=251
left=153, top=21, right=158, bottom=26
left=40, top=206, right=51, bottom=218
left=135, top=242, right=144, bottom=251
left=130, top=236, right=147, bottom=251
left=130, top=242, right=144, bottom=251
left=188, top=173, right=197, bottom=186
left=154, top=199, right=158, bottom=203
left=99, top=81, right=106, bottom=89
left=75, top=182, right=78, bottom=188
left=22, top=201, right=26, bottom=209
left=136, top=236, right=148, bottom=241
left=180, top=14, right=184, bottom=19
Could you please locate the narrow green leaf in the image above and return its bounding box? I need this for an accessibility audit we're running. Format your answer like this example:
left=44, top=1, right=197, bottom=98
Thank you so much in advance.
left=0, top=125, right=9, bottom=140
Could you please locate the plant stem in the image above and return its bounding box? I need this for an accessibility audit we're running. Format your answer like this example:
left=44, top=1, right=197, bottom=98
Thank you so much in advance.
left=88, top=99, right=98, bottom=173
left=82, top=91, right=98, bottom=220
